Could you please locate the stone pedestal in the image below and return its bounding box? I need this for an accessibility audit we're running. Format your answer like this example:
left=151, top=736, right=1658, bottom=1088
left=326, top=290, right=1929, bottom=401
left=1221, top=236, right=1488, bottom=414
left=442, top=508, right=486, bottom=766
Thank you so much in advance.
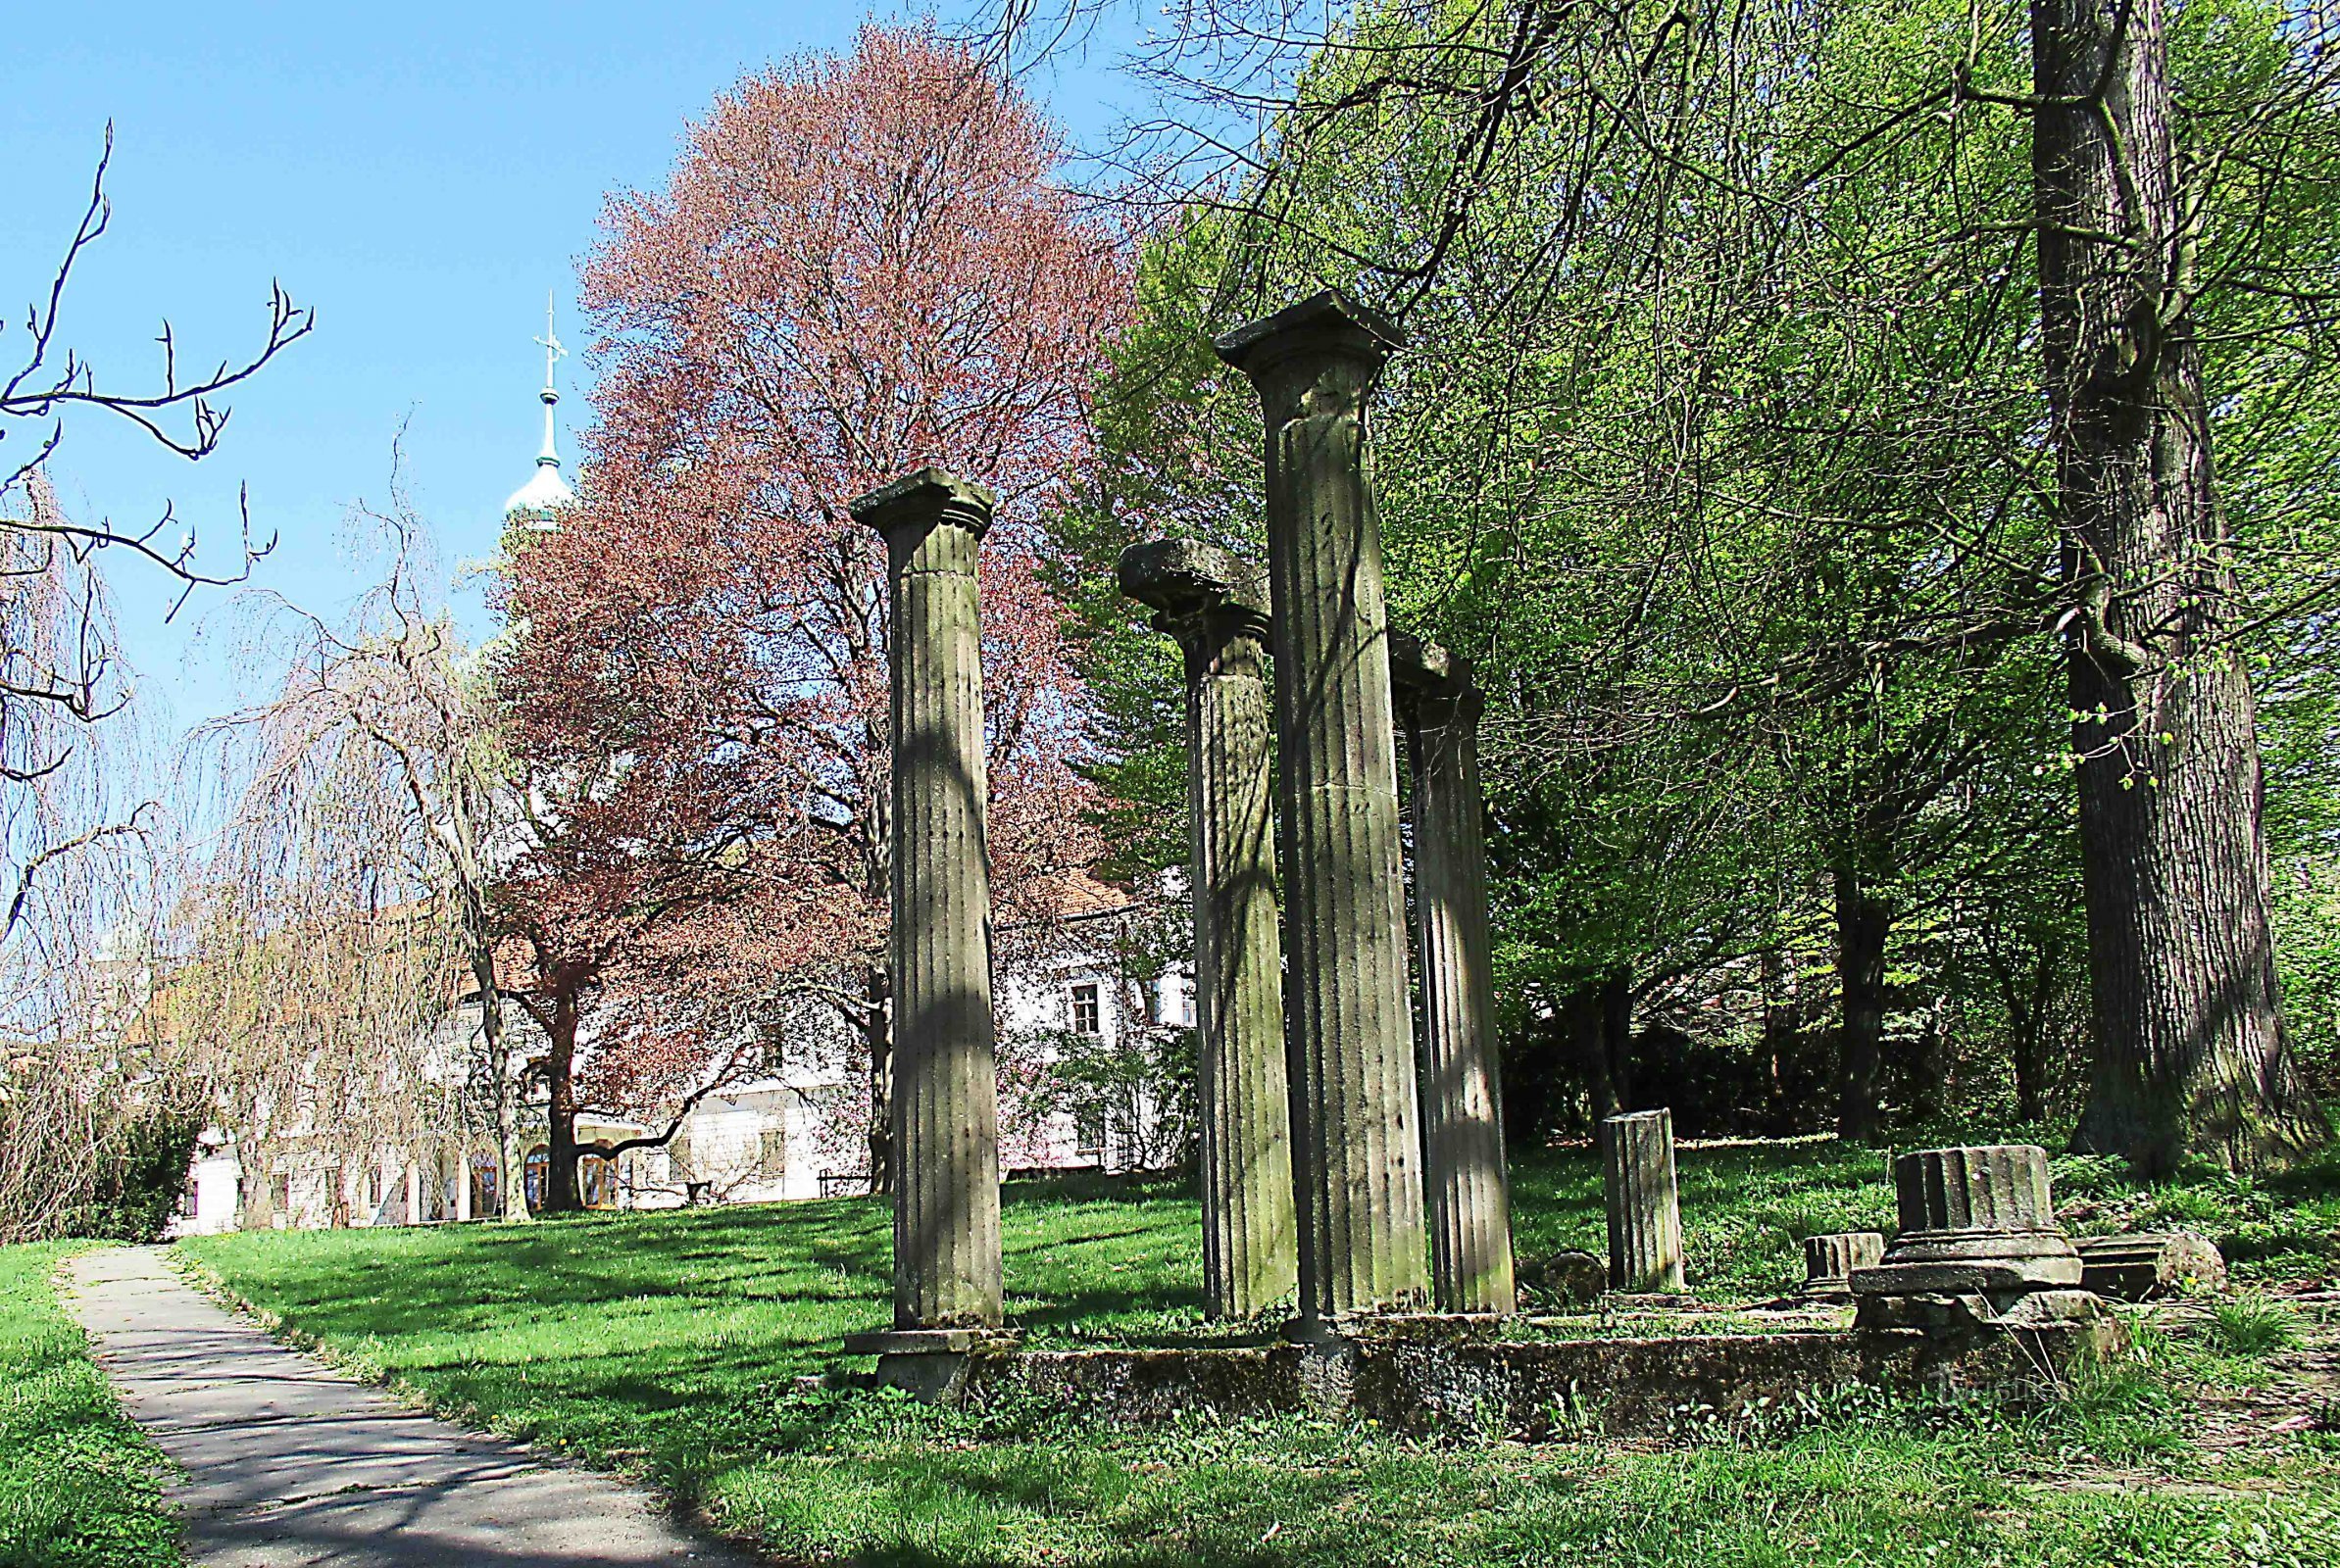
left=1390, top=633, right=1515, bottom=1315
left=852, top=467, right=1003, bottom=1331
left=1600, top=1109, right=1685, bottom=1293
left=1801, top=1232, right=1884, bottom=1299
left=1217, top=291, right=1427, bottom=1327
left=2077, top=1233, right=2225, bottom=1300
left=1851, top=1146, right=2081, bottom=1304
left=1119, top=538, right=1299, bottom=1321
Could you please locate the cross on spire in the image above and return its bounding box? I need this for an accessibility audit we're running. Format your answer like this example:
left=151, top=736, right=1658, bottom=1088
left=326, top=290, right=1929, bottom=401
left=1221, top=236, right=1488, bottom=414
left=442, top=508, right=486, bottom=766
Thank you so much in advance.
left=533, top=291, right=565, bottom=468
left=535, top=288, right=566, bottom=399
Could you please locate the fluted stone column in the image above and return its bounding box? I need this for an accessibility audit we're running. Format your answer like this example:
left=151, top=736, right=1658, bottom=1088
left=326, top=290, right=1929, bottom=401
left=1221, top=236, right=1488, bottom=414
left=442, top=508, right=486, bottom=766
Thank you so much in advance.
left=1217, top=290, right=1427, bottom=1327
left=1851, top=1145, right=2080, bottom=1301
left=1600, top=1108, right=1685, bottom=1292
left=1120, top=539, right=1300, bottom=1321
left=1390, top=633, right=1515, bottom=1316
left=854, top=467, right=1002, bottom=1331
left=1801, top=1232, right=1884, bottom=1299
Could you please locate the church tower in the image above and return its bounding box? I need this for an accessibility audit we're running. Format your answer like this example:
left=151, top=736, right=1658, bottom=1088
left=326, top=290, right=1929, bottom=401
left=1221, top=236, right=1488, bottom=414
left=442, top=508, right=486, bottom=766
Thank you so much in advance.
left=503, top=291, right=576, bottom=527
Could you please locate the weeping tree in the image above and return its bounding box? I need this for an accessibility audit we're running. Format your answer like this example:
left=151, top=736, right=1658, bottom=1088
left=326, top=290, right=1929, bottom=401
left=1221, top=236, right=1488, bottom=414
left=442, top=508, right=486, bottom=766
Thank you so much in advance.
left=184, top=494, right=523, bottom=1224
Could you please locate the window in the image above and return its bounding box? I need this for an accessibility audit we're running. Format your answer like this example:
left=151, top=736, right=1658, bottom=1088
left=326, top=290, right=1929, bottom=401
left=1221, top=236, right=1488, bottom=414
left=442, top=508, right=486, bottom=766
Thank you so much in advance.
left=1070, top=982, right=1101, bottom=1036
left=668, top=1129, right=693, bottom=1183
left=1074, top=1102, right=1107, bottom=1161
left=759, top=1128, right=786, bottom=1181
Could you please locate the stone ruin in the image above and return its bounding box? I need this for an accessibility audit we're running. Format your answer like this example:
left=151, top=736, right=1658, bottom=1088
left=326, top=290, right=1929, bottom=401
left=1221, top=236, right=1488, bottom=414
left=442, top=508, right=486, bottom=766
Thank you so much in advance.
left=833, top=289, right=2149, bottom=1431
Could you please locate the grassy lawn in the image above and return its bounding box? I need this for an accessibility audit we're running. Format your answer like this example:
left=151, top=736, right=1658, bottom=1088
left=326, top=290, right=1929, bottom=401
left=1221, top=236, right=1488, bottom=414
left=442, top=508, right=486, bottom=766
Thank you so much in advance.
left=0, top=1245, right=178, bottom=1568
left=181, top=1140, right=2340, bottom=1567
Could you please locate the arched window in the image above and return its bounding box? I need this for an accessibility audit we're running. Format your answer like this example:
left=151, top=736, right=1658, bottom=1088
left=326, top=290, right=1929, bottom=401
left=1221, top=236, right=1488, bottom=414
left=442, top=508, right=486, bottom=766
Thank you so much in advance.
left=523, top=1147, right=549, bottom=1213
left=579, top=1154, right=618, bottom=1209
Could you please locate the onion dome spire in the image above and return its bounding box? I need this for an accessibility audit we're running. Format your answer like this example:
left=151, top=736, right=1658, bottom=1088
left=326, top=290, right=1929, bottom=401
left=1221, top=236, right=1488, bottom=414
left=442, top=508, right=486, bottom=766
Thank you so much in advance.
left=503, top=290, right=576, bottom=527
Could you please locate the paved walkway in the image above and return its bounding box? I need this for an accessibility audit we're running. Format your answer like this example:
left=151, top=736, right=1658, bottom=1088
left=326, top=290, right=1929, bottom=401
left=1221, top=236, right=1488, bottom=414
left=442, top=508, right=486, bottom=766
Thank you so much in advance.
left=63, top=1248, right=762, bottom=1567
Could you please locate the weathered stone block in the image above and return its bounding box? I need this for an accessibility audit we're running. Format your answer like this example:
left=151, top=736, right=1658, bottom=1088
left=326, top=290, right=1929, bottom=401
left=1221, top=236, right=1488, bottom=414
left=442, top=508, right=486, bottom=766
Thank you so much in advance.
left=1519, top=1249, right=1608, bottom=1307
left=945, top=1313, right=2126, bottom=1436
left=2077, top=1233, right=2226, bottom=1300
left=1801, top=1233, right=1885, bottom=1299
left=1601, top=1109, right=1685, bottom=1292
left=1852, top=1146, right=2081, bottom=1303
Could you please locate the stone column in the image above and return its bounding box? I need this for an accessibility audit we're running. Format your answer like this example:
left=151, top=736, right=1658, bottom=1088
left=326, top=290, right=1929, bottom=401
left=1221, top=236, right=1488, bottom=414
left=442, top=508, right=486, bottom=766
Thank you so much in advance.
left=1390, top=633, right=1515, bottom=1315
left=1801, top=1232, right=1884, bottom=1299
left=1600, top=1108, right=1685, bottom=1292
left=1851, top=1145, right=2081, bottom=1300
left=454, top=1151, right=473, bottom=1222
left=1119, top=538, right=1299, bottom=1320
left=853, top=467, right=1003, bottom=1331
left=1216, top=290, right=1427, bottom=1326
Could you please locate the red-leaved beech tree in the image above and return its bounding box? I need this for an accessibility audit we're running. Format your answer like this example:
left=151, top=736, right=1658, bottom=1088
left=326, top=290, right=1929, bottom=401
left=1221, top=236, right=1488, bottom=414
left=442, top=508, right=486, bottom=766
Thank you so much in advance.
left=496, top=23, right=1126, bottom=1206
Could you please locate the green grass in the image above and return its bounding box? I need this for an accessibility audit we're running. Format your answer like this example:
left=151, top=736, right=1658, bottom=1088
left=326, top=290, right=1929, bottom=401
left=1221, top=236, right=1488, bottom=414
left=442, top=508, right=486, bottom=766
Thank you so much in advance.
left=179, top=1142, right=2340, bottom=1568
left=2211, top=1295, right=2305, bottom=1356
left=0, top=1245, right=178, bottom=1568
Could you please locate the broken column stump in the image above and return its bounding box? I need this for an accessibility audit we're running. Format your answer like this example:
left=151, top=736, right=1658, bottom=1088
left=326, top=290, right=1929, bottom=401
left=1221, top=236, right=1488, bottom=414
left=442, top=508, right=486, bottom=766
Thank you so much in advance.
left=1217, top=291, right=1428, bottom=1328
left=1118, top=537, right=1300, bottom=1321
left=2077, top=1233, right=2226, bottom=1300
left=850, top=468, right=1006, bottom=1353
left=1801, top=1232, right=1885, bottom=1300
left=1391, top=632, right=1515, bottom=1316
left=1851, top=1145, right=2091, bottom=1333
left=1601, top=1108, right=1686, bottom=1293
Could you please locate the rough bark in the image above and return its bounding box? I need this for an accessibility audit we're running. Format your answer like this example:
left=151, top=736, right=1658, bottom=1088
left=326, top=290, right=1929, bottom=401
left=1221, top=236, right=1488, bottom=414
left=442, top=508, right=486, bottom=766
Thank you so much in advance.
left=1600, top=966, right=1634, bottom=1111
left=1568, top=980, right=1620, bottom=1124
left=2031, top=0, right=2325, bottom=1173
left=540, top=988, right=582, bottom=1214
left=1833, top=864, right=1891, bottom=1143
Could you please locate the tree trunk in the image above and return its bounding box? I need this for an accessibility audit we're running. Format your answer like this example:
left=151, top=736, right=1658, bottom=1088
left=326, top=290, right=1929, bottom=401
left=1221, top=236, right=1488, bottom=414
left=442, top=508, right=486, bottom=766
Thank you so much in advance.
left=1600, top=966, right=1634, bottom=1113
left=2012, top=942, right=2059, bottom=1125
left=1905, top=998, right=1948, bottom=1126
left=1501, top=1001, right=1570, bottom=1151
left=863, top=964, right=892, bottom=1197
left=540, top=988, right=582, bottom=1214
left=468, top=944, right=529, bottom=1225
left=1566, top=978, right=1619, bottom=1124
left=2033, top=0, right=2325, bottom=1174
left=1834, top=864, right=1890, bottom=1143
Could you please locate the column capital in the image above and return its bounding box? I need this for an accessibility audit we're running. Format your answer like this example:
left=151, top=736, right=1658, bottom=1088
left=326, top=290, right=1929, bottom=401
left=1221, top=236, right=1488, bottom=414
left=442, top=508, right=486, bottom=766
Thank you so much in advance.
left=1213, top=289, right=1408, bottom=385
left=1118, top=538, right=1271, bottom=669
left=849, top=466, right=997, bottom=543
left=1389, top=630, right=1482, bottom=730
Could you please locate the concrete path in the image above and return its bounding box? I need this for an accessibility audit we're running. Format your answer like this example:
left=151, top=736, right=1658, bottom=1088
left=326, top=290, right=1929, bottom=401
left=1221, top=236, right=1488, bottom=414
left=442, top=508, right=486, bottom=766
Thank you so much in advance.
left=63, top=1248, right=763, bottom=1568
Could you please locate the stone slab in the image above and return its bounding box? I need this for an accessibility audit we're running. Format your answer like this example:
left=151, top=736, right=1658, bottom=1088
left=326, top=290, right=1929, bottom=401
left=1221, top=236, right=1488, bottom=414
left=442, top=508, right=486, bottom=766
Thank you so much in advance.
left=946, top=1319, right=2122, bottom=1439
left=840, top=1328, right=1005, bottom=1356
left=2077, top=1233, right=2227, bottom=1300
left=1850, top=1255, right=2084, bottom=1297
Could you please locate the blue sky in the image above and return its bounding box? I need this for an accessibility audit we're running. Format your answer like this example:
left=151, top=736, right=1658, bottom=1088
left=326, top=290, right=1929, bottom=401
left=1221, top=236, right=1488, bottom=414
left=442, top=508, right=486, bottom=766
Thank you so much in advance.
left=4, top=2, right=1138, bottom=739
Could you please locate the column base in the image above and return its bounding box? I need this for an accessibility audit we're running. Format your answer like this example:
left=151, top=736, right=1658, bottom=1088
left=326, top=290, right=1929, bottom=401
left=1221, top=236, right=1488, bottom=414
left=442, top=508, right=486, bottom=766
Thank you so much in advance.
left=841, top=1329, right=1020, bottom=1403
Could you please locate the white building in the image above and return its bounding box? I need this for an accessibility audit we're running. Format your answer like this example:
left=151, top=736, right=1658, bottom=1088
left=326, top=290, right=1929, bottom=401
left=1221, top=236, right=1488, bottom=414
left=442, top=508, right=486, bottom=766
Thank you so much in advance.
left=169, top=312, right=1198, bottom=1236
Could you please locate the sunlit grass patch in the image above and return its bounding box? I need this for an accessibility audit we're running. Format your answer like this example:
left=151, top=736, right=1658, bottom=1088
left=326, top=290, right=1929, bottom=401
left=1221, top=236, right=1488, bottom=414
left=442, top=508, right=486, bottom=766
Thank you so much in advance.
left=0, top=1244, right=178, bottom=1568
